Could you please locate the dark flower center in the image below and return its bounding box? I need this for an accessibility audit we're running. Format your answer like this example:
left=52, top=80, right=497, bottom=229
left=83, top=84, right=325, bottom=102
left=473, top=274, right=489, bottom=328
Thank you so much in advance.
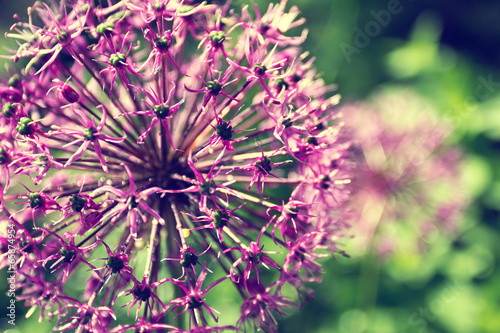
left=331, top=159, right=339, bottom=169
left=180, top=250, right=198, bottom=268
left=19, top=241, right=33, bottom=253
left=306, top=136, right=319, bottom=146
left=37, top=155, right=49, bottom=164
left=199, top=180, right=216, bottom=196
left=8, top=74, right=20, bottom=88
left=276, top=78, right=289, bottom=91
left=287, top=206, right=299, bottom=219
left=296, top=246, right=306, bottom=262
left=70, top=194, right=87, bottom=212
left=129, top=196, right=138, bottom=209
left=153, top=103, right=170, bottom=119
left=60, top=248, right=76, bottom=263
left=16, top=117, right=34, bottom=136
left=253, top=63, right=267, bottom=76
left=256, top=156, right=272, bottom=174
left=206, top=80, right=222, bottom=95
left=109, top=52, right=126, bottom=67
left=29, top=192, right=43, bottom=208
left=107, top=256, right=125, bottom=274
left=0, top=149, right=8, bottom=165
left=133, top=285, right=151, bottom=302
left=188, top=296, right=203, bottom=309
left=321, top=175, right=331, bottom=189
left=82, top=312, right=92, bottom=324
left=56, top=30, right=68, bottom=43
left=212, top=210, right=229, bottom=228
left=215, top=121, right=232, bottom=140
left=291, top=73, right=302, bottom=82
left=96, top=22, right=114, bottom=35
left=2, top=103, right=15, bottom=118
left=248, top=252, right=262, bottom=263
left=282, top=117, right=293, bottom=128
left=154, top=36, right=171, bottom=51
left=154, top=1, right=165, bottom=12
left=209, top=30, right=226, bottom=45
left=260, top=23, right=270, bottom=34
left=83, top=128, right=98, bottom=141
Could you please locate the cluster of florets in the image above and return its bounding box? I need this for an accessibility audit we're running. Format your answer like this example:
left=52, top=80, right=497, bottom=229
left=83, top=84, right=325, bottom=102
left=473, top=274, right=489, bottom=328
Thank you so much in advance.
left=342, top=89, right=465, bottom=257
left=0, top=0, right=351, bottom=332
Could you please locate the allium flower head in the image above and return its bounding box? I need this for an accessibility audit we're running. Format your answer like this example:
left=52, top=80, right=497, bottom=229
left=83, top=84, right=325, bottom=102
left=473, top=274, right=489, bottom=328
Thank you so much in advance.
left=342, top=88, right=465, bottom=257
left=0, top=0, right=350, bottom=331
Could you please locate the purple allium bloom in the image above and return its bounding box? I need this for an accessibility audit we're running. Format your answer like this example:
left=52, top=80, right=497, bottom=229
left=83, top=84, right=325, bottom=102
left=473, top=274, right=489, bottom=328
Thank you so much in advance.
left=0, top=0, right=351, bottom=331
left=342, top=89, right=465, bottom=257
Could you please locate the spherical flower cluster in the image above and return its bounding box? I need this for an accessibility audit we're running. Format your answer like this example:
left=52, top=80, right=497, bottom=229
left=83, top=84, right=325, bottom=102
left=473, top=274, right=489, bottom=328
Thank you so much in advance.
left=0, top=0, right=351, bottom=332
left=342, top=88, right=465, bottom=258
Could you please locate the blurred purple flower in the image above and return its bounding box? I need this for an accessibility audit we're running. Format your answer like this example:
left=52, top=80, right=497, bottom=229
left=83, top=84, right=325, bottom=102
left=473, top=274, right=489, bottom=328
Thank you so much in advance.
left=342, top=89, right=466, bottom=257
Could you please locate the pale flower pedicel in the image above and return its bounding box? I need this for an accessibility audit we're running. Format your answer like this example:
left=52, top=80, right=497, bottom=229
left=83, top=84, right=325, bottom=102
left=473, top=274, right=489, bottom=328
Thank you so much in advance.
left=0, top=1, right=351, bottom=332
